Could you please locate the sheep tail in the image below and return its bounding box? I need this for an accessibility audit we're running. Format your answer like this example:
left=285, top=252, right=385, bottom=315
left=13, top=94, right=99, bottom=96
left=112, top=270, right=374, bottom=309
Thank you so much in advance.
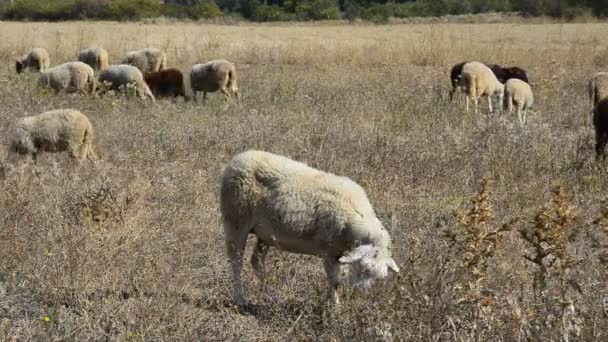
left=467, top=74, right=477, bottom=99
left=227, top=68, right=238, bottom=93
left=589, top=80, right=598, bottom=106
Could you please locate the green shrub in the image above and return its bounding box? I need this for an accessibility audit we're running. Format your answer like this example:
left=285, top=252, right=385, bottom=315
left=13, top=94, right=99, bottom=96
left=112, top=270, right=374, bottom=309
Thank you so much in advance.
left=252, top=4, right=292, bottom=21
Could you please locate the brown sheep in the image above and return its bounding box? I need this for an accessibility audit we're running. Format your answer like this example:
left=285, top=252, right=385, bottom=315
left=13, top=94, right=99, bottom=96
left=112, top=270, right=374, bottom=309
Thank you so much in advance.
left=593, top=98, right=608, bottom=160
left=144, top=68, right=187, bottom=99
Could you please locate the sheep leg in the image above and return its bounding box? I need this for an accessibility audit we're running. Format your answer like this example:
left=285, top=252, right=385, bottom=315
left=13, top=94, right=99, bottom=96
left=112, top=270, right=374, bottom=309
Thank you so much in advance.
left=596, top=130, right=608, bottom=161
left=487, top=96, right=493, bottom=114
left=473, top=97, right=479, bottom=115
left=220, top=87, right=231, bottom=103
left=250, top=238, right=269, bottom=294
left=323, top=258, right=341, bottom=305
left=225, top=227, right=249, bottom=307
left=465, top=96, right=470, bottom=113
left=203, top=92, right=208, bottom=104
left=518, top=107, right=524, bottom=127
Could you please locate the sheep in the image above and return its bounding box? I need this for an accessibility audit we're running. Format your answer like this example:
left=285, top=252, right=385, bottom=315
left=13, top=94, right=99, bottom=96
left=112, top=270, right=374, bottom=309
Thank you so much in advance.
left=15, top=47, right=50, bottom=74
left=460, top=61, right=504, bottom=114
left=122, top=48, right=167, bottom=73
left=190, top=59, right=240, bottom=103
left=144, top=68, right=187, bottom=99
left=98, top=64, right=155, bottom=101
left=10, top=109, right=98, bottom=161
left=78, top=47, right=109, bottom=71
left=220, top=150, right=399, bottom=307
left=38, top=62, right=96, bottom=94
left=593, top=98, right=608, bottom=160
left=487, top=64, right=529, bottom=84
left=504, top=78, right=534, bottom=127
left=449, top=62, right=528, bottom=101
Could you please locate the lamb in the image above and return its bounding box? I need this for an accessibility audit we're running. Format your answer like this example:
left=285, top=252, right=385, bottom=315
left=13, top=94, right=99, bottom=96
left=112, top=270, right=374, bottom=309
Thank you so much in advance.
left=220, top=150, right=399, bottom=307
left=15, top=47, right=50, bottom=74
left=190, top=59, right=240, bottom=103
left=144, top=68, right=187, bottom=99
left=504, top=78, right=534, bottom=127
left=78, top=47, right=109, bottom=71
left=122, top=48, right=167, bottom=73
left=593, top=98, right=608, bottom=160
left=460, top=61, right=504, bottom=114
left=10, top=109, right=98, bottom=161
left=98, top=64, right=155, bottom=101
left=38, top=61, right=96, bottom=94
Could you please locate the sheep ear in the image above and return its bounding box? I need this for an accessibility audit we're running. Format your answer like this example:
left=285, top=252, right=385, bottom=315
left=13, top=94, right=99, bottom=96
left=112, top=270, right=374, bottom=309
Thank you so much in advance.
left=387, top=258, right=399, bottom=273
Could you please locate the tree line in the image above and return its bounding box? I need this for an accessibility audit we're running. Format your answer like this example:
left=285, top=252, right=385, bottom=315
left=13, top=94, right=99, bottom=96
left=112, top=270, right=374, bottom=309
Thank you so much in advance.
left=1, top=0, right=608, bottom=22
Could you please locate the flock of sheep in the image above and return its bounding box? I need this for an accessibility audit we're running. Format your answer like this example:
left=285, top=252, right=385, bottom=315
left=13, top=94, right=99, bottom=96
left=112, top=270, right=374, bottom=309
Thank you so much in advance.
left=4, top=47, right=608, bottom=309
left=15, top=47, right=240, bottom=102
left=451, top=60, right=608, bottom=159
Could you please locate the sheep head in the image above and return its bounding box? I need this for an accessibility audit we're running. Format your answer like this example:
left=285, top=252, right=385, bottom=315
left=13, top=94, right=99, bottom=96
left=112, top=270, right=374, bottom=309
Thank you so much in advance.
left=339, top=244, right=399, bottom=289
left=15, top=59, right=24, bottom=74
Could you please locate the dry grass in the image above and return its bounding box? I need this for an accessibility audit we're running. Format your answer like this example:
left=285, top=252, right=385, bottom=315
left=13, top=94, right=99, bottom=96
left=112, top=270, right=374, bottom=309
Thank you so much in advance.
left=0, top=20, right=608, bottom=340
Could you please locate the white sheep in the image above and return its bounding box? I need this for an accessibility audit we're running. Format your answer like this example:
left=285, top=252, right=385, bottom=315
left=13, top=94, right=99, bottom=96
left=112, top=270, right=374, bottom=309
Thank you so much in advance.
left=460, top=61, right=504, bottom=114
left=10, top=109, right=98, bottom=161
left=504, top=78, right=534, bottom=127
left=220, top=150, right=399, bottom=307
left=38, top=62, right=96, bottom=94
left=98, top=64, right=155, bottom=101
left=190, top=59, right=240, bottom=103
left=78, top=47, right=109, bottom=71
left=122, top=48, right=167, bottom=73
left=15, top=47, right=50, bottom=74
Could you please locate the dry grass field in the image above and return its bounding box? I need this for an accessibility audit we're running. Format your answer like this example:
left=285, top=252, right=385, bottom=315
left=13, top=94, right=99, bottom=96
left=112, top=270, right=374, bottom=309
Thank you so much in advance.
left=1, top=20, right=608, bottom=340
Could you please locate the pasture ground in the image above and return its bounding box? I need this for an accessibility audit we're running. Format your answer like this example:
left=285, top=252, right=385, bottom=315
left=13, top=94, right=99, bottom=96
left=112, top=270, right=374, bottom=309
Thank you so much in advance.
left=0, top=21, right=607, bottom=340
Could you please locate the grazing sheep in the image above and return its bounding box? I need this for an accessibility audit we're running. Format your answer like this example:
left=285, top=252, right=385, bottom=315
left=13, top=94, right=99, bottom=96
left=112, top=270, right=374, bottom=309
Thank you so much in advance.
left=144, top=68, right=186, bottom=99
left=38, top=62, right=96, bottom=94
left=10, top=109, right=98, bottom=161
left=504, top=78, right=534, bottom=127
left=190, top=59, right=240, bottom=103
left=98, top=64, right=155, bottom=101
left=15, top=48, right=50, bottom=74
left=487, top=64, right=529, bottom=84
left=449, top=62, right=528, bottom=101
left=78, top=47, right=109, bottom=71
left=122, top=48, right=167, bottom=73
left=593, top=98, right=608, bottom=160
left=220, top=150, right=399, bottom=307
left=460, top=61, right=504, bottom=114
